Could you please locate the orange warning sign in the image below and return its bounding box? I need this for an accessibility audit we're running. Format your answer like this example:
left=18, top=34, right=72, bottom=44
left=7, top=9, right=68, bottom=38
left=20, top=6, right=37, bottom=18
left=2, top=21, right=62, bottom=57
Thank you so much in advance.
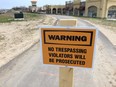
left=41, top=27, right=96, bottom=68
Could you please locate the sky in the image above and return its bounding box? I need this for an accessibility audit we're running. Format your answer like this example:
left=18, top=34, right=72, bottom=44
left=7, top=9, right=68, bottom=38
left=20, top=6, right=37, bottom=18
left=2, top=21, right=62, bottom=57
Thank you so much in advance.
left=0, top=0, right=85, bottom=9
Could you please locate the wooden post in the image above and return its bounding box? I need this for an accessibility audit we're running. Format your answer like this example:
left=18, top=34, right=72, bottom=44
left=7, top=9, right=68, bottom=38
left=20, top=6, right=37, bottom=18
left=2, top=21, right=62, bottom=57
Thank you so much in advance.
left=59, top=67, right=74, bottom=87
left=58, top=19, right=77, bottom=87
left=57, top=19, right=77, bottom=26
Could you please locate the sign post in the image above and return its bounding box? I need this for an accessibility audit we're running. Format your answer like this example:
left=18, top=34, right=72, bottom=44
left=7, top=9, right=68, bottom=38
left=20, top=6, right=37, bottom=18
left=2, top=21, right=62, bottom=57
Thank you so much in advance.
left=41, top=19, right=96, bottom=87
left=58, top=19, right=77, bottom=87
left=59, top=67, right=73, bottom=87
left=57, top=19, right=77, bottom=26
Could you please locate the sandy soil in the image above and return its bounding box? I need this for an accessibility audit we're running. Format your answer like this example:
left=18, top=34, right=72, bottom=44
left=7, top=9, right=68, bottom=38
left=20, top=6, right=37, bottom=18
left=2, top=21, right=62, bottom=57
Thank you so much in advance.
left=0, top=15, right=56, bottom=68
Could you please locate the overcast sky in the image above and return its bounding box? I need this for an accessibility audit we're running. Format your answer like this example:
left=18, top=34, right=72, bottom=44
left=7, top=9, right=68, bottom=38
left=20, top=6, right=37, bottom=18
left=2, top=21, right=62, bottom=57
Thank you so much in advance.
left=0, top=0, right=85, bottom=9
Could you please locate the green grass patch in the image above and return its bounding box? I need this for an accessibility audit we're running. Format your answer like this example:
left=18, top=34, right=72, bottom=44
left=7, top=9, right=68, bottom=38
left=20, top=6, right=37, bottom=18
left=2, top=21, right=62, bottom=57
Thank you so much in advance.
left=0, top=14, right=13, bottom=23
left=24, top=13, right=43, bottom=20
left=0, top=12, right=44, bottom=23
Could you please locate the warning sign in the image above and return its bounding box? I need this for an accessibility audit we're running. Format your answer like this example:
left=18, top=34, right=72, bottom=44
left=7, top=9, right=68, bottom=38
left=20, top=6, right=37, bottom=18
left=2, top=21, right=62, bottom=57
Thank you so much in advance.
left=41, top=27, right=96, bottom=68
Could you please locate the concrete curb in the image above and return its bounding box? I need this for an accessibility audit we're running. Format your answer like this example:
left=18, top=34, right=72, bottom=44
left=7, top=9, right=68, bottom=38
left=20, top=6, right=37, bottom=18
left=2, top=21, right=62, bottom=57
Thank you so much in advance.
left=83, top=20, right=116, bottom=46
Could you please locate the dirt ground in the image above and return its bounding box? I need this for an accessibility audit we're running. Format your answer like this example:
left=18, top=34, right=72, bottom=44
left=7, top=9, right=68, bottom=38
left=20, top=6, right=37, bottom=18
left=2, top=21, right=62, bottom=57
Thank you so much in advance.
left=0, top=15, right=56, bottom=67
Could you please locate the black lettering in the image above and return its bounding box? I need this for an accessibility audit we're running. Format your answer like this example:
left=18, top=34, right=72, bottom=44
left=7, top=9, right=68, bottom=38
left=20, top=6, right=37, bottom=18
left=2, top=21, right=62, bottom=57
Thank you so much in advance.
left=56, top=47, right=87, bottom=54
left=48, top=35, right=87, bottom=41
left=81, top=61, right=85, bottom=65
left=74, top=55, right=86, bottom=59
left=49, top=53, right=58, bottom=57
left=61, top=35, right=65, bottom=40
left=49, top=58, right=54, bottom=63
left=82, top=36, right=87, bottom=41
left=56, top=35, right=60, bottom=40
left=48, top=35, right=55, bottom=40
left=55, top=59, right=85, bottom=65
left=75, top=36, right=81, bottom=41
left=48, top=47, right=54, bottom=51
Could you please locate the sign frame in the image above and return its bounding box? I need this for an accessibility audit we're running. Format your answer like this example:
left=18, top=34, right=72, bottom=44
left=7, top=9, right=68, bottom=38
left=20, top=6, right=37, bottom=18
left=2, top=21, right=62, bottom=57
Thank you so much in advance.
left=40, top=26, right=97, bottom=68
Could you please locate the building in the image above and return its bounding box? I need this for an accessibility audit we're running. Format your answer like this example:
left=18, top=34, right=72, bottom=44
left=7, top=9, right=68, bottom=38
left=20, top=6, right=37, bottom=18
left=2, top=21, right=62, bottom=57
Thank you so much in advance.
left=12, top=6, right=29, bottom=12
left=65, top=1, right=73, bottom=15
left=29, top=0, right=38, bottom=13
left=45, top=5, right=65, bottom=14
left=0, top=9, right=9, bottom=14
left=85, top=0, right=116, bottom=18
left=73, top=0, right=81, bottom=16
left=44, top=0, right=86, bottom=16
left=44, top=0, right=116, bottom=19
left=65, top=0, right=85, bottom=16
left=79, top=1, right=86, bottom=16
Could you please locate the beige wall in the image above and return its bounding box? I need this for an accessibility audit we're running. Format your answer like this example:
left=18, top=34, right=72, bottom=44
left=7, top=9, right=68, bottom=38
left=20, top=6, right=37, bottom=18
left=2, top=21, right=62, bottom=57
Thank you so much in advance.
left=85, top=0, right=116, bottom=18
left=48, top=5, right=65, bottom=14
left=106, top=1, right=116, bottom=17
left=45, top=0, right=116, bottom=18
left=85, top=1, right=101, bottom=17
left=73, top=0, right=81, bottom=15
left=73, top=0, right=81, bottom=8
left=29, top=6, right=38, bottom=12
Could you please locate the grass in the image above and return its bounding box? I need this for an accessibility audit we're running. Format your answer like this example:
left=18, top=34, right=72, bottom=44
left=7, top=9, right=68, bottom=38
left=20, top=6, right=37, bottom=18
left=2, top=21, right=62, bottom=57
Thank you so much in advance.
left=0, top=12, right=43, bottom=23
left=77, top=16, right=116, bottom=32
left=78, top=16, right=116, bottom=27
left=0, top=14, right=13, bottom=23
left=24, top=13, right=43, bottom=20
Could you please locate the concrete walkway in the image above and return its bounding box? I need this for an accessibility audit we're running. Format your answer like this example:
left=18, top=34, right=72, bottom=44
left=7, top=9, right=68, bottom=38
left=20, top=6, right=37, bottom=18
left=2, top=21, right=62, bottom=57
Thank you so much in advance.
left=84, top=20, right=116, bottom=46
